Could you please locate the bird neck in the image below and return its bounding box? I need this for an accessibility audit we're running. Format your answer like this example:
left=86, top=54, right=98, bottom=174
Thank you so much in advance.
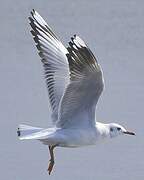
left=96, top=122, right=110, bottom=139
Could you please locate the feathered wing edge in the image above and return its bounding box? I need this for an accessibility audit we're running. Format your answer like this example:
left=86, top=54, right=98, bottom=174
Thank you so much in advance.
left=29, top=10, right=70, bottom=123
left=28, top=10, right=104, bottom=129
left=56, top=35, right=104, bottom=128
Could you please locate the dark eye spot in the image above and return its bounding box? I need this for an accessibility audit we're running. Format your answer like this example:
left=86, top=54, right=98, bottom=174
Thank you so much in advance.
left=117, top=127, right=121, bottom=131
left=110, top=127, right=114, bottom=132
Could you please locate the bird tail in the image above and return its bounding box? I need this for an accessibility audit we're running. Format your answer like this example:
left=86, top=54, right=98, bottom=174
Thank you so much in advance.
left=17, top=124, right=43, bottom=140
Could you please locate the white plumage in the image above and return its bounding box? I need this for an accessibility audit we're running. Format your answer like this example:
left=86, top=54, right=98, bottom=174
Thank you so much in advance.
left=17, top=9, right=135, bottom=175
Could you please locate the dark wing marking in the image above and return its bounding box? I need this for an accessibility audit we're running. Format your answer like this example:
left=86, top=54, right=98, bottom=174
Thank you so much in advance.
left=56, top=35, right=104, bottom=128
left=29, top=10, right=70, bottom=123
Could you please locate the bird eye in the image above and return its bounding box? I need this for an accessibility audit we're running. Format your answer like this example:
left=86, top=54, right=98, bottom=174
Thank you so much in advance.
left=117, top=127, right=121, bottom=131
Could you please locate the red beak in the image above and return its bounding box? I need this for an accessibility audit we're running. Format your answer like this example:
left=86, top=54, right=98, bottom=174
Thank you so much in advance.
left=124, top=131, right=135, bottom=135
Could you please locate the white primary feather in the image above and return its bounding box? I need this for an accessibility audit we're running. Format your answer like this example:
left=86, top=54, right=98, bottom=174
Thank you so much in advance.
left=29, top=10, right=70, bottom=123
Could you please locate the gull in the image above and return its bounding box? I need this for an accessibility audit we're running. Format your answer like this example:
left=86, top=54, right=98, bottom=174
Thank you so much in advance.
left=17, top=9, right=135, bottom=175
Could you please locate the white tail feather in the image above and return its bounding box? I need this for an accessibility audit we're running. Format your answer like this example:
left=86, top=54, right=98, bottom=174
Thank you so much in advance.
left=17, top=124, right=43, bottom=140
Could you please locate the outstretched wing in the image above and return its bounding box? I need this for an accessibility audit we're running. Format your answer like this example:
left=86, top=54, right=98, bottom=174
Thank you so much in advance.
left=57, top=35, right=104, bottom=128
left=29, top=10, right=70, bottom=123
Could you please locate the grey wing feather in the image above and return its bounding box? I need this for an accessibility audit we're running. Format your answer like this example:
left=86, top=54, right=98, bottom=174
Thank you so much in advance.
left=56, top=35, right=104, bottom=128
left=29, top=10, right=70, bottom=123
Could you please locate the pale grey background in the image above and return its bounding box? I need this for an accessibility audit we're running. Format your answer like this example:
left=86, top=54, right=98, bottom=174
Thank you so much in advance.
left=1, top=0, right=144, bottom=180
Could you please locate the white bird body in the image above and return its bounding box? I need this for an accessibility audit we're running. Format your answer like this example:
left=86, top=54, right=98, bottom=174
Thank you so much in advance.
left=17, top=10, right=135, bottom=174
left=19, top=122, right=110, bottom=147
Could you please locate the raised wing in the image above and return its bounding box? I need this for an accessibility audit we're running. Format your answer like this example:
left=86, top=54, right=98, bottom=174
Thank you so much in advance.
left=56, top=35, right=104, bottom=128
left=29, top=10, right=70, bottom=123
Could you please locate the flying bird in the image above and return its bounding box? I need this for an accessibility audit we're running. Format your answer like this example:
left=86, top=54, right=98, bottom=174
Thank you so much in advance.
left=17, top=9, right=135, bottom=175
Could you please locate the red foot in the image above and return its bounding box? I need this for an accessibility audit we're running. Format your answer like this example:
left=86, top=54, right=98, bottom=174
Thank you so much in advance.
left=47, top=161, right=54, bottom=175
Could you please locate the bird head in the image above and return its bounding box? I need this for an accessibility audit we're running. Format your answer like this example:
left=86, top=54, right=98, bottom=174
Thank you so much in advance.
left=109, top=123, right=135, bottom=138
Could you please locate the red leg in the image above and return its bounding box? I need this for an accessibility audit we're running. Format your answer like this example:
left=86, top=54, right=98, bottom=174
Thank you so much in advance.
left=47, top=145, right=56, bottom=175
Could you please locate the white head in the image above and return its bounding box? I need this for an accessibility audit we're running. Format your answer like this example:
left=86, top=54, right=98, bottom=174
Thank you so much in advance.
left=108, top=123, right=135, bottom=138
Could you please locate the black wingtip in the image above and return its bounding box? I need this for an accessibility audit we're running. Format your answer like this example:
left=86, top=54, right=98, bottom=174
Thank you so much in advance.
left=30, top=9, right=35, bottom=16
left=17, top=128, right=21, bottom=137
left=74, top=34, right=77, bottom=38
left=28, top=16, right=33, bottom=24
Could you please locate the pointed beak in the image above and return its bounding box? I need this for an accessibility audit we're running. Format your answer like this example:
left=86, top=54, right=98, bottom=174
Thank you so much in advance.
left=123, top=131, right=135, bottom=136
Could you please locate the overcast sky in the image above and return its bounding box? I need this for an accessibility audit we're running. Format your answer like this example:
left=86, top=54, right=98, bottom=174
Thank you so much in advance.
left=1, top=0, right=144, bottom=179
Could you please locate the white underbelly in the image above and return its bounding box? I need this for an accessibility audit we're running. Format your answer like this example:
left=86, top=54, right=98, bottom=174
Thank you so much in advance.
left=40, top=128, right=100, bottom=147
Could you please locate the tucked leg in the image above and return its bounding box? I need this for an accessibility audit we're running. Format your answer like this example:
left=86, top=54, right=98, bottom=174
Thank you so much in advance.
left=47, top=145, right=56, bottom=175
